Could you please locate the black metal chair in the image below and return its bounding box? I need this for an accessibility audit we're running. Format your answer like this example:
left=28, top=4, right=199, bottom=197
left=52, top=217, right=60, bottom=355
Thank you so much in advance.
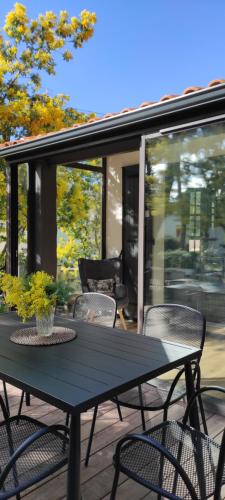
left=0, top=393, right=68, bottom=499
left=73, top=292, right=117, bottom=327
left=113, top=304, right=206, bottom=431
left=78, top=256, right=129, bottom=329
left=67, top=292, right=122, bottom=466
left=111, top=386, right=225, bottom=500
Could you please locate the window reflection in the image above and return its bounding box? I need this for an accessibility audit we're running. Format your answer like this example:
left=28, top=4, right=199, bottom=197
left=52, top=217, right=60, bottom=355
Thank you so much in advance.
left=144, top=123, right=225, bottom=386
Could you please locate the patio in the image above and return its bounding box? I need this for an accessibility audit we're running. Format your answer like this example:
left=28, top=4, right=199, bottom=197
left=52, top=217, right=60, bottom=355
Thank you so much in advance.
left=0, top=82, right=225, bottom=499
left=3, top=377, right=225, bottom=500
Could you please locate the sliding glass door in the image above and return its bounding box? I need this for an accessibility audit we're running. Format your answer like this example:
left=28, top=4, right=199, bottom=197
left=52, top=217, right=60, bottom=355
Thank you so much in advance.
left=142, top=121, right=225, bottom=385
left=143, top=122, right=225, bottom=315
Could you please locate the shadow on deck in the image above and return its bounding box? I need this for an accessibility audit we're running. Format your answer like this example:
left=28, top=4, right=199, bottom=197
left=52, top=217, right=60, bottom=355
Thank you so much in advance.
left=3, top=380, right=225, bottom=500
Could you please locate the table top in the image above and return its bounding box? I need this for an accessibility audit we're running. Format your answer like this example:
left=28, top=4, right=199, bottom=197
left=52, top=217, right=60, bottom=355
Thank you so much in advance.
left=0, top=313, right=201, bottom=415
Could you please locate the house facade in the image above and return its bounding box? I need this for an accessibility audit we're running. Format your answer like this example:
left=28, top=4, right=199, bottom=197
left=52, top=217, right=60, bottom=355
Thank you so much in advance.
left=1, top=79, right=225, bottom=332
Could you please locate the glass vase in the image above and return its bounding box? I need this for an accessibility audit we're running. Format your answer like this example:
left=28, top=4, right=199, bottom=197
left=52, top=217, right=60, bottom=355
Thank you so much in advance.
left=36, top=308, right=55, bottom=337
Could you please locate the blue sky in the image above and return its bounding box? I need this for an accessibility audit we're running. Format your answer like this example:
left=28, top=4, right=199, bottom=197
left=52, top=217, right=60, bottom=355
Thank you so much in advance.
left=1, top=1, right=225, bottom=115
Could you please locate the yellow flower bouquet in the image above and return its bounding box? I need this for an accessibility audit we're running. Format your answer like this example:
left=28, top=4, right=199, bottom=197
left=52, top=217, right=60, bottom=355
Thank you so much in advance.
left=0, top=271, right=73, bottom=336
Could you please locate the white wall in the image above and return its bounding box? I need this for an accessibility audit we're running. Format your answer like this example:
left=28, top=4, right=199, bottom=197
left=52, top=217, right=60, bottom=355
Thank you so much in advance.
left=106, top=151, right=139, bottom=257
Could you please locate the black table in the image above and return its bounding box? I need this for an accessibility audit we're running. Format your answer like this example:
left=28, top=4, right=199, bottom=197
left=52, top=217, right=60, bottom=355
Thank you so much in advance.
left=0, top=313, right=201, bottom=500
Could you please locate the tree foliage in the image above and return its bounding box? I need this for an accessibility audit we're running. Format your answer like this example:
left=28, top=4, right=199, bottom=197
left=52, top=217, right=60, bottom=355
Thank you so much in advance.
left=0, top=3, right=96, bottom=141
left=0, top=4, right=99, bottom=277
left=57, top=166, right=102, bottom=282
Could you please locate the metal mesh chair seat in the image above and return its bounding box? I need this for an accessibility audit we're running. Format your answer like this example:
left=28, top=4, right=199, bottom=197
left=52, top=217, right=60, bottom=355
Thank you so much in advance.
left=118, top=420, right=223, bottom=499
left=0, top=415, right=68, bottom=499
left=115, top=378, right=186, bottom=411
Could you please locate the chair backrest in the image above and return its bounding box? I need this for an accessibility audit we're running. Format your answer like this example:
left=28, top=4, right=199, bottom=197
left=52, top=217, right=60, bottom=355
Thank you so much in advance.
left=78, top=257, right=123, bottom=292
left=143, top=304, right=206, bottom=350
left=73, top=292, right=117, bottom=328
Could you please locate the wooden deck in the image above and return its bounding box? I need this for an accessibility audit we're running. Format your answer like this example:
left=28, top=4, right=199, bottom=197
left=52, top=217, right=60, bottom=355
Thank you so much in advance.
left=4, top=380, right=225, bottom=500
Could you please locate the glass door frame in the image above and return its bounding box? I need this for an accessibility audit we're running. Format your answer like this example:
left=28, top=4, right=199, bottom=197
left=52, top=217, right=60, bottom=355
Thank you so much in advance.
left=137, top=132, right=161, bottom=333
left=137, top=116, right=225, bottom=333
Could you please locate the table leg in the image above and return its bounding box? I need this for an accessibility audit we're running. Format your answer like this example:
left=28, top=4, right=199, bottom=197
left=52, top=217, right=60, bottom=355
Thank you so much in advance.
left=185, top=361, right=206, bottom=498
left=67, top=414, right=81, bottom=500
left=185, top=361, right=200, bottom=430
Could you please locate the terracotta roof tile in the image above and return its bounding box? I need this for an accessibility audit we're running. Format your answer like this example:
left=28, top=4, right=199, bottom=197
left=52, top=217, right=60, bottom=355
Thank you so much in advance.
left=208, top=78, right=225, bottom=87
left=160, top=94, right=179, bottom=102
left=1, top=78, right=225, bottom=150
left=87, top=116, right=101, bottom=123
left=183, top=85, right=203, bottom=95
left=103, top=112, right=118, bottom=118
left=139, top=101, right=156, bottom=107
left=121, top=107, right=135, bottom=113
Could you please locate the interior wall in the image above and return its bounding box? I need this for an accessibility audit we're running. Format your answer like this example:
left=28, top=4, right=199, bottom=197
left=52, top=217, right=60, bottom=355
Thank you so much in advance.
left=106, top=151, right=139, bottom=257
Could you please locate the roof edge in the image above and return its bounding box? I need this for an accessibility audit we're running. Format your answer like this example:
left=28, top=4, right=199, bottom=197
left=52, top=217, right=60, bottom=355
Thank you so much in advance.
left=1, top=83, right=225, bottom=160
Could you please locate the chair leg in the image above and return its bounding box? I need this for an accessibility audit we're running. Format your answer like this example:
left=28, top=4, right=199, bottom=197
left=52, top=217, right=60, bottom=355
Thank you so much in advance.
left=198, top=394, right=208, bottom=435
left=65, top=412, right=70, bottom=428
left=62, top=412, right=70, bottom=453
left=110, top=466, right=120, bottom=500
left=138, top=385, right=146, bottom=431
left=163, top=407, right=168, bottom=422
left=115, top=397, right=123, bottom=421
left=85, top=405, right=98, bottom=467
left=3, top=381, right=10, bottom=415
left=17, top=391, right=25, bottom=421
left=118, top=309, right=127, bottom=330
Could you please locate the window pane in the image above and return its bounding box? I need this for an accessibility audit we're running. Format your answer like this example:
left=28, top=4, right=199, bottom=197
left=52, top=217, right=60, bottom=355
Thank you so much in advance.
left=56, top=165, right=102, bottom=291
left=0, top=163, right=7, bottom=271
left=144, top=122, right=225, bottom=387
left=18, top=164, right=28, bottom=276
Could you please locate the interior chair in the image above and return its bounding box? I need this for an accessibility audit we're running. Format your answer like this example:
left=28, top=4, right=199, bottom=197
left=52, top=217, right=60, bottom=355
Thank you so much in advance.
left=112, top=304, right=206, bottom=431
left=110, top=386, right=225, bottom=500
left=0, top=393, right=68, bottom=499
left=78, top=256, right=129, bottom=329
left=67, top=292, right=122, bottom=466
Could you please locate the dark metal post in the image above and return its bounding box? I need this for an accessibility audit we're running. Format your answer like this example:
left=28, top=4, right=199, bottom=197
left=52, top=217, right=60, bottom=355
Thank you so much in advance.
left=6, top=165, right=18, bottom=275
left=27, top=162, right=36, bottom=274
left=67, top=414, right=81, bottom=500
left=101, top=158, right=107, bottom=258
left=34, top=160, right=57, bottom=276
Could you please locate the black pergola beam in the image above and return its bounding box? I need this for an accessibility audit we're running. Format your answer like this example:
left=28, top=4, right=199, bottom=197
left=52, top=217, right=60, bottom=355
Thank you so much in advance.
left=33, top=160, right=57, bottom=276
left=101, top=158, right=107, bottom=258
left=27, top=162, right=36, bottom=274
left=6, top=165, right=18, bottom=275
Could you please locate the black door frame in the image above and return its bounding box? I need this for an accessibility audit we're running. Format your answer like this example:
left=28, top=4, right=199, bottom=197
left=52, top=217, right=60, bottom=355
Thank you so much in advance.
left=122, top=164, right=139, bottom=320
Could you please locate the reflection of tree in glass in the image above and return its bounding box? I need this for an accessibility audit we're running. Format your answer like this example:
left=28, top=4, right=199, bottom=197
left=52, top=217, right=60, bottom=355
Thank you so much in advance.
left=0, top=161, right=7, bottom=270
left=18, top=164, right=28, bottom=273
left=146, top=123, right=225, bottom=254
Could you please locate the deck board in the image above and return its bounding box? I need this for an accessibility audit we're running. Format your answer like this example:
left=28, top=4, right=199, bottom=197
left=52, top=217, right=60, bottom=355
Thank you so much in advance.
left=2, top=380, right=225, bottom=500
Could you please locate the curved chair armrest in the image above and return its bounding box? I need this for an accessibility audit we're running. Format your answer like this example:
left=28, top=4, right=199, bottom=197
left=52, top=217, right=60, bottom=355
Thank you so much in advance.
left=0, top=393, right=9, bottom=420
left=0, top=423, right=69, bottom=487
left=183, top=385, right=225, bottom=426
left=114, top=432, right=198, bottom=500
left=163, top=360, right=200, bottom=408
